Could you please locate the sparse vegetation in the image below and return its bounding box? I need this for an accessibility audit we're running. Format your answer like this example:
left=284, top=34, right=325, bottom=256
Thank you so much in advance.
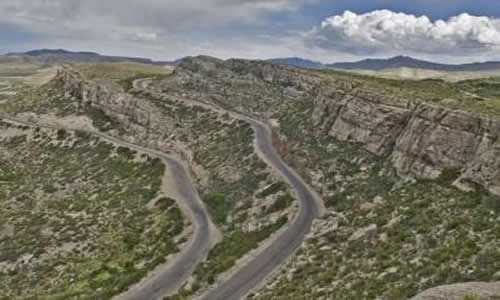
left=203, top=193, right=231, bottom=225
left=85, top=105, right=121, bottom=132
left=129, top=89, right=297, bottom=296
left=159, top=57, right=500, bottom=299
left=194, top=216, right=288, bottom=285
left=254, top=118, right=500, bottom=300
left=10, top=56, right=500, bottom=299
left=0, top=61, right=299, bottom=299
left=0, top=122, right=184, bottom=299
left=318, top=68, right=500, bottom=117
left=76, top=62, right=172, bottom=92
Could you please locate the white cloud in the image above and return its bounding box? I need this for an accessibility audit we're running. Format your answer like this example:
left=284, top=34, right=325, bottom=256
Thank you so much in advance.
left=0, top=0, right=317, bottom=59
left=304, top=10, right=500, bottom=56
left=1, top=3, right=499, bottom=63
left=0, top=0, right=312, bottom=34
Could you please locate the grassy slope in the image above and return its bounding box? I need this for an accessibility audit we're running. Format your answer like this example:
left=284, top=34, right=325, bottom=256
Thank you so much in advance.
left=316, top=68, right=500, bottom=117
left=163, top=58, right=500, bottom=299
left=254, top=121, right=500, bottom=299
left=76, top=62, right=173, bottom=92
left=127, top=89, right=295, bottom=298
left=248, top=70, right=500, bottom=298
left=0, top=57, right=56, bottom=99
left=246, top=69, right=500, bottom=300
left=344, top=67, right=500, bottom=83
left=1, top=62, right=297, bottom=299
left=0, top=121, right=184, bottom=299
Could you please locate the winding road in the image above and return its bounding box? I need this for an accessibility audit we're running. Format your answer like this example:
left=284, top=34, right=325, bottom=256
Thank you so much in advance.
left=134, top=78, right=324, bottom=300
left=3, top=74, right=324, bottom=300
left=114, top=155, right=219, bottom=300
left=0, top=115, right=219, bottom=300
left=198, top=112, right=324, bottom=300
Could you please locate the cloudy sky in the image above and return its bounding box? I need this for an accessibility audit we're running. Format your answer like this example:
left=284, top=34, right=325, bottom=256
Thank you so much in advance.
left=1, top=0, right=500, bottom=63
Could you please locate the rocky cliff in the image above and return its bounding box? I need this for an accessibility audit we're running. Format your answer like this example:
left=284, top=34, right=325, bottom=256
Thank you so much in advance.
left=311, top=81, right=500, bottom=197
left=55, top=66, right=159, bottom=130
left=31, top=62, right=500, bottom=197
left=173, top=57, right=500, bottom=197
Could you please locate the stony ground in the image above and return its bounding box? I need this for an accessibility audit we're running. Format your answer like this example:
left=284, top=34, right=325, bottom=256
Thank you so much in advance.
left=0, top=63, right=299, bottom=299
left=124, top=83, right=298, bottom=298
left=3, top=57, right=500, bottom=299
left=0, top=120, right=185, bottom=299
left=252, top=133, right=500, bottom=299
left=0, top=56, right=56, bottom=101
left=159, top=57, right=500, bottom=299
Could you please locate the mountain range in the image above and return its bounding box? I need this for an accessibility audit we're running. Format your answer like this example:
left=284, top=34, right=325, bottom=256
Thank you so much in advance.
left=270, top=55, right=500, bottom=72
left=5, top=49, right=500, bottom=72
left=5, top=49, right=173, bottom=66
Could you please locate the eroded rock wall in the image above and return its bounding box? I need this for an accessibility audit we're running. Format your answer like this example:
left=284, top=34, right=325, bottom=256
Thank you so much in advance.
left=311, top=82, right=500, bottom=196
left=175, top=57, right=500, bottom=197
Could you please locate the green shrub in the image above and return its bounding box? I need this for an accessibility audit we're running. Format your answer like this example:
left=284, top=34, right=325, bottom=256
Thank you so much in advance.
left=256, top=182, right=286, bottom=198
left=436, top=168, right=461, bottom=186
left=85, top=106, right=120, bottom=132
left=203, top=192, right=231, bottom=225
left=155, top=197, right=176, bottom=210
left=266, top=193, right=294, bottom=213
left=56, top=129, right=67, bottom=140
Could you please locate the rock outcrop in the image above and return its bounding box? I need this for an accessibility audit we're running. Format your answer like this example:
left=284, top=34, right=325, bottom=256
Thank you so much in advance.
left=174, top=57, right=500, bottom=197
left=311, top=85, right=500, bottom=196
left=56, top=66, right=157, bottom=128
left=411, top=282, right=500, bottom=299
left=52, top=60, right=500, bottom=198
left=54, top=66, right=178, bottom=152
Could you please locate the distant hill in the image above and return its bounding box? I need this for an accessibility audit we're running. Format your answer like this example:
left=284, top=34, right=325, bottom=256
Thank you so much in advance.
left=5, top=49, right=174, bottom=66
left=268, top=57, right=323, bottom=69
left=328, top=56, right=500, bottom=72
left=7, top=50, right=500, bottom=72
left=268, top=55, right=500, bottom=72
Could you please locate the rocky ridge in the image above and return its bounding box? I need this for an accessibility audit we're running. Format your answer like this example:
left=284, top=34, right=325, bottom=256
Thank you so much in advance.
left=4, top=64, right=299, bottom=298
left=173, top=57, right=500, bottom=198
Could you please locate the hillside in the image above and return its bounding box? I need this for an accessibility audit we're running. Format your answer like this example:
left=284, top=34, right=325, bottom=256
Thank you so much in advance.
left=1, top=56, right=500, bottom=299
left=0, top=56, right=56, bottom=101
left=0, top=118, right=185, bottom=299
left=153, top=56, right=500, bottom=299
left=269, top=55, right=500, bottom=79
left=0, top=62, right=299, bottom=299
left=329, top=56, right=500, bottom=72
left=268, top=57, right=323, bottom=69
left=5, top=49, right=172, bottom=66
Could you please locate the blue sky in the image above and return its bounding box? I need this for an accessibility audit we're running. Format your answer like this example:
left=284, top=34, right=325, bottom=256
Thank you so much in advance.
left=1, top=0, right=500, bottom=63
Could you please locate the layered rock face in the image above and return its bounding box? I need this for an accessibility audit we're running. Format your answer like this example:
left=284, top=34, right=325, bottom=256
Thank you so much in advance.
left=312, top=85, right=500, bottom=196
left=52, top=61, right=500, bottom=197
left=57, top=67, right=153, bottom=125
left=175, top=57, right=500, bottom=197
left=55, top=66, right=171, bottom=144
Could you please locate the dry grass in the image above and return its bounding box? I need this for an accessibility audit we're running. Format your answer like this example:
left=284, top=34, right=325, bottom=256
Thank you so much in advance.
left=313, top=67, right=500, bottom=118
left=0, top=56, right=57, bottom=99
left=344, top=67, right=500, bottom=82
left=76, top=62, right=173, bottom=92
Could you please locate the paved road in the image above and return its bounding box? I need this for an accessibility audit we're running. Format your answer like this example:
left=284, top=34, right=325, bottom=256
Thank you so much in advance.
left=5, top=71, right=324, bottom=299
left=133, top=81, right=324, bottom=300
left=199, top=115, right=323, bottom=300
left=0, top=115, right=218, bottom=300
left=113, top=157, right=217, bottom=300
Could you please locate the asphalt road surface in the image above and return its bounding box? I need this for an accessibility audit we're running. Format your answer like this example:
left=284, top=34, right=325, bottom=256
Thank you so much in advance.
left=131, top=80, right=323, bottom=300
left=3, top=74, right=323, bottom=299
left=199, top=115, right=322, bottom=300
left=115, top=157, right=217, bottom=300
